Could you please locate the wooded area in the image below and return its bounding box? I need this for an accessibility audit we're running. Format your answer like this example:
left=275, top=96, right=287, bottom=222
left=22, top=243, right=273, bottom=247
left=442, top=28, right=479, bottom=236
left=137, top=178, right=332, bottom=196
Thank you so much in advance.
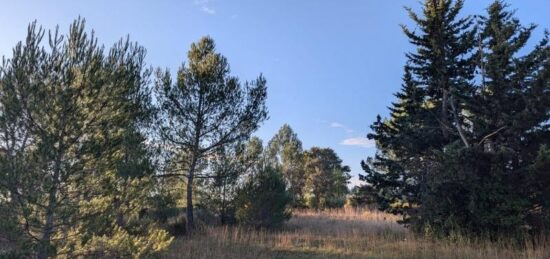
left=361, top=0, right=550, bottom=239
left=0, top=0, right=549, bottom=258
left=0, top=20, right=351, bottom=257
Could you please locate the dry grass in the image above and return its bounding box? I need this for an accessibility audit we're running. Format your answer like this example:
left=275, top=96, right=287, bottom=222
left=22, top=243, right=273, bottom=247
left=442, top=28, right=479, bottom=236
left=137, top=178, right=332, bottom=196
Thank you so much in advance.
left=164, top=208, right=550, bottom=258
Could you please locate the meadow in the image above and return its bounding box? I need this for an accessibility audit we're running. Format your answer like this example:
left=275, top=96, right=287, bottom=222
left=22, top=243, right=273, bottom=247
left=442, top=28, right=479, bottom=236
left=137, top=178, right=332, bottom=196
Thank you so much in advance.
left=165, top=208, right=550, bottom=259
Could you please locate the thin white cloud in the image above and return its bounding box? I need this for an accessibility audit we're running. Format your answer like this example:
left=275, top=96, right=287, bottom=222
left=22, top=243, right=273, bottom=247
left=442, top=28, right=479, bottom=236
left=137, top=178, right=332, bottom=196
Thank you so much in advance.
left=330, top=122, right=345, bottom=128
left=330, top=121, right=355, bottom=134
left=340, top=137, right=375, bottom=148
left=201, top=6, right=216, bottom=14
left=194, top=0, right=216, bottom=15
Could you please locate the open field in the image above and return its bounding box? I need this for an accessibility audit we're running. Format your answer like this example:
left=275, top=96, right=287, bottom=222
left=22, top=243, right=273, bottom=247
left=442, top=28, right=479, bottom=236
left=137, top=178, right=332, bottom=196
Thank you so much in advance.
left=165, top=208, right=550, bottom=259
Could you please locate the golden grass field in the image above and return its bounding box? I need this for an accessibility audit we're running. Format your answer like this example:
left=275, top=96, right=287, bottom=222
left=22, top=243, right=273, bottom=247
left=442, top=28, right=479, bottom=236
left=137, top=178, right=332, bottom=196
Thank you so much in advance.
left=165, top=208, right=550, bottom=258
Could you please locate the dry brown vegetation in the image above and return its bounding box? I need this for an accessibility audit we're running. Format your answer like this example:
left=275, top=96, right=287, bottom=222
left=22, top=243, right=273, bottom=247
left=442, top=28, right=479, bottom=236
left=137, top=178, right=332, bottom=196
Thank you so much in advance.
left=165, top=208, right=550, bottom=258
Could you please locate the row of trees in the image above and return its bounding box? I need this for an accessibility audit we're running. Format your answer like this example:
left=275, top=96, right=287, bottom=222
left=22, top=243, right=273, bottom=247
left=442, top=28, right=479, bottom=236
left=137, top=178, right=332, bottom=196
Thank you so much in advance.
left=266, top=124, right=351, bottom=209
left=0, top=18, right=272, bottom=257
left=194, top=124, right=352, bottom=227
left=0, top=19, right=352, bottom=257
left=362, top=0, right=550, bottom=238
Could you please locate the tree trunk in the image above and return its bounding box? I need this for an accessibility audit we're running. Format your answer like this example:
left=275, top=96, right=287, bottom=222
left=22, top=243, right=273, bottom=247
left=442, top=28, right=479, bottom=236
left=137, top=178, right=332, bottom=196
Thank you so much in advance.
left=186, top=158, right=198, bottom=232
left=441, top=89, right=450, bottom=139
left=38, top=189, right=56, bottom=259
left=220, top=183, right=226, bottom=225
left=450, top=95, right=470, bottom=148
left=114, top=197, right=124, bottom=227
left=38, top=155, right=62, bottom=259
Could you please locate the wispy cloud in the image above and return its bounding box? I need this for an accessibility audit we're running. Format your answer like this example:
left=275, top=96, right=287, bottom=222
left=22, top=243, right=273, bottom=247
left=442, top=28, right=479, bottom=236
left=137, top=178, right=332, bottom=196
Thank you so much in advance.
left=194, top=0, right=216, bottom=15
left=201, top=6, right=216, bottom=14
left=330, top=121, right=355, bottom=133
left=340, top=137, right=375, bottom=148
left=330, top=122, right=345, bottom=128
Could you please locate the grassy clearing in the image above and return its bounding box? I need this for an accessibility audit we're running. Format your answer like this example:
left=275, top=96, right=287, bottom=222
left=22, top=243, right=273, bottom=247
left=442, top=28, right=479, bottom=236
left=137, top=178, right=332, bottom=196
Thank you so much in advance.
left=165, top=208, right=550, bottom=258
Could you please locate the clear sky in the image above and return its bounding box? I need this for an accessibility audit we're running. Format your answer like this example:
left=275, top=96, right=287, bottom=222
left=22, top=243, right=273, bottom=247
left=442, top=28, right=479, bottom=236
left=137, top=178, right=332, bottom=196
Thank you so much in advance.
left=1, top=0, right=549, bottom=186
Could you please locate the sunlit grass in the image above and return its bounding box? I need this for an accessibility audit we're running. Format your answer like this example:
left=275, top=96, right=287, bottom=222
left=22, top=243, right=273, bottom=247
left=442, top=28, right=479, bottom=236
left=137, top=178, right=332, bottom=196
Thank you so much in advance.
left=165, top=208, right=550, bottom=258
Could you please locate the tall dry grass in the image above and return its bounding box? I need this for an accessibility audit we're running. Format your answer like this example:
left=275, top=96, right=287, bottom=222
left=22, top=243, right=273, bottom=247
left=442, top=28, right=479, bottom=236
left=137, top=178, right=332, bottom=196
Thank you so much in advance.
left=165, top=207, right=550, bottom=258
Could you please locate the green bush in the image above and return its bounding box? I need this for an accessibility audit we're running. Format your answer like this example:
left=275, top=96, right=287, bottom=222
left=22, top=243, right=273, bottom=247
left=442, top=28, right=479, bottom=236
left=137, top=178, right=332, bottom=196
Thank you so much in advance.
left=235, top=167, right=292, bottom=229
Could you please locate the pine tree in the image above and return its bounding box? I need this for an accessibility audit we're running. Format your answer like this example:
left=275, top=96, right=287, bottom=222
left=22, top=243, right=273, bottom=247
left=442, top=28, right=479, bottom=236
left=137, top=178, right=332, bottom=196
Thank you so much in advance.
left=154, top=36, right=268, bottom=231
left=234, top=166, right=291, bottom=229
left=0, top=19, right=172, bottom=257
left=198, top=137, right=264, bottom=224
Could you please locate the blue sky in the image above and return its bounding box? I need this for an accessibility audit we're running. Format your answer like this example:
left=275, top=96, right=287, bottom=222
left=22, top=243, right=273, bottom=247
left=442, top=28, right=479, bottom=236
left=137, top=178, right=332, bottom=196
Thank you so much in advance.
left=1, top=0, right=549, bottom=186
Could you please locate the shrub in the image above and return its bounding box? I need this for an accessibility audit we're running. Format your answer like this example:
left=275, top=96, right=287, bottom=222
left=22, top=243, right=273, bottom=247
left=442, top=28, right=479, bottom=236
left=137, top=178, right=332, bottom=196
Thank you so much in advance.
left=235, top=167, right=292, bottom=229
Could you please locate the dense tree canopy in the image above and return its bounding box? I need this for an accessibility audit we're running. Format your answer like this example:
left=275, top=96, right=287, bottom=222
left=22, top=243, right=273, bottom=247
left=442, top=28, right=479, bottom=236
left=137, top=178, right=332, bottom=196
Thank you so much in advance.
left=362, top=0, right=550, bottom=237
left=0, top=19, right=172, bottom=258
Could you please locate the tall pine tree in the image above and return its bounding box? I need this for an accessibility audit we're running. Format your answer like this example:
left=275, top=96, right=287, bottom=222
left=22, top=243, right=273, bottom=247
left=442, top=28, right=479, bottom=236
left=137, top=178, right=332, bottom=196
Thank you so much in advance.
left=154, top=36, right=268, bottom=231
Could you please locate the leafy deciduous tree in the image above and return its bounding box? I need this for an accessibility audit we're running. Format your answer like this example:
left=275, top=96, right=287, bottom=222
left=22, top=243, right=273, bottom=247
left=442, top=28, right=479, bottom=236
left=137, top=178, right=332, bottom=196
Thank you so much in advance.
left=267, top=124, right=306, bottom=206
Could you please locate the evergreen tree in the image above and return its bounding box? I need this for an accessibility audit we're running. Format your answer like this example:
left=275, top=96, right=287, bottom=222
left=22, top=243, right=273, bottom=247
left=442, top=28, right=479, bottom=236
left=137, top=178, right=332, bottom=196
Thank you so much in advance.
left=154, top=36, right=268, bottom=231
left=198, top=137, right=264, bottom=225
left=403, top=0, right=477, bottom=147
left=362, top=0, right=550, bottom=236
left=348, top=184, right=378, bottom=208
left=0, top=19, right=172, bottom=257
left=362, top=66, right=429, bottom=217
left=458, top=1, right=550, bottom=234
left=267, top=124, right=306, bottom=206
left=421, top=0, right=550, bottom=236
left=362, top=0, right=478, bottom=231
left=234, top=166, right=292, bottom=229
left=303, top=147, right=351, bottom=209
